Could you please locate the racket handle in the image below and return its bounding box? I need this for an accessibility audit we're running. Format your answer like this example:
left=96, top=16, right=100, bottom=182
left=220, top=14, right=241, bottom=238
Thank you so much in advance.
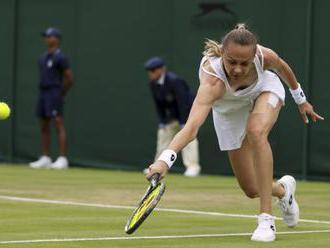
left=150, top=173, right=160, bottom=188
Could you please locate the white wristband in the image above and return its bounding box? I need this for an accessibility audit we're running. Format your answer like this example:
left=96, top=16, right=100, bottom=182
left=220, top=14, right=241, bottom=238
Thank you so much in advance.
left=289, top=83, right=307, bottom=105
left=158, top=149, right=177, bottom=169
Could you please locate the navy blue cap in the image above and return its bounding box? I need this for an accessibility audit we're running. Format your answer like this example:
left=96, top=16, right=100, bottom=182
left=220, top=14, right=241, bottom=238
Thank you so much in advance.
left=144, top=57, right=165, bottom=70
left=42, top=27, right=62, bottom=39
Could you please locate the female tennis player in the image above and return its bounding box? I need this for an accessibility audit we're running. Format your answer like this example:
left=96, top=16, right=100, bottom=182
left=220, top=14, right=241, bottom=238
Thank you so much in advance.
left=146, top=24, right=324, bottom=242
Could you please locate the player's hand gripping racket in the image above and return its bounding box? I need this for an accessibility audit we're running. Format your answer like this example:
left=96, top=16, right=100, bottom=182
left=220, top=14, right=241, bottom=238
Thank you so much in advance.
left=125, top=173, right=165, bottom=234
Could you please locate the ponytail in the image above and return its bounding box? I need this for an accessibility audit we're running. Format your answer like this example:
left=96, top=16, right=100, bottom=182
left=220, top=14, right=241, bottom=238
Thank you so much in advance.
left=202, top=39, right=222, bottom=57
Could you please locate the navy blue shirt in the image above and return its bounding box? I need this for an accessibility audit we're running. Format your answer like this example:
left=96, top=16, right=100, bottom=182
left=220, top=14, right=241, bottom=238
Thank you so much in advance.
left=38, top=49, right=70, bottom=90
left=149, top=72, right=194, bottom=125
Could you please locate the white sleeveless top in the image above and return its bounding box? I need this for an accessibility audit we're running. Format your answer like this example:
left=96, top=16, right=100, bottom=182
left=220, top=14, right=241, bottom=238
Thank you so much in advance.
left=198, top=45, right=285, bottom=115
left=198, top=45, right=285, bottom=150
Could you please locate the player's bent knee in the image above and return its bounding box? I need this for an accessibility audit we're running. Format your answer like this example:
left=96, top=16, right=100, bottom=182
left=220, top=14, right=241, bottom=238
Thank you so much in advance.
left=246, top=125, right=268, bottom=145
left=243, top=188, right=259, bottom=199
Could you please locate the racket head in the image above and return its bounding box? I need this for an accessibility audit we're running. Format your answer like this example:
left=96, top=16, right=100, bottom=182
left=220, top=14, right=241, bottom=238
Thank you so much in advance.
left=125, top=181, right=165, bottom=234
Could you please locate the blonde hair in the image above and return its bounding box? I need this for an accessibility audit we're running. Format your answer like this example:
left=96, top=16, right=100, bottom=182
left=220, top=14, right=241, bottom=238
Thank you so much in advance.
left=202, top=39, right=222, bottom=57
left=202, top=23, right=257, bottom=57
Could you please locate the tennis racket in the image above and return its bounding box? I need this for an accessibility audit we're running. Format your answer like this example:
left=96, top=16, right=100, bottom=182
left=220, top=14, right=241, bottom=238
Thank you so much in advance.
left=125, top=173, right=165, bottom=234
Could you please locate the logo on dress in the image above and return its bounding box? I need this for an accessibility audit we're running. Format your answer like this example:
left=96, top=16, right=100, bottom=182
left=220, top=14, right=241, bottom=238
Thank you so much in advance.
left=289, top=195, right=293, bottom=205
left=47, top=60, right=53, bottom=68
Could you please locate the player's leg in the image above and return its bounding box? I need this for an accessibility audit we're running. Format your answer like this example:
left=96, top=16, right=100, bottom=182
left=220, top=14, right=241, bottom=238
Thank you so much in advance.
left=247, top=92, right=282, bottom=242
left=247, top=92, right=299, bottom=238
left=228, top=137, right=279, bottom=242
left=246, top=92, right=282, bottom=214
left=228, top=92, right=282, bottom=242
left=226, top=85, right=298, bottom=241
left=228, top=138, right=258, bottom=198
left=228, top=137, right=285, bottom=200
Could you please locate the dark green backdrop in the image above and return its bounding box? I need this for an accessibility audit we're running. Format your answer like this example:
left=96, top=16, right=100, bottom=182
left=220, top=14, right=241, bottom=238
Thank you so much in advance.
left=0, top=0, right=329, bottom=180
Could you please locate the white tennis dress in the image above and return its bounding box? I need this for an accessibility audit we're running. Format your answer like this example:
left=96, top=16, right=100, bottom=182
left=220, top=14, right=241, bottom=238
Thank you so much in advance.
left=199, top=46, right=285, bottom=151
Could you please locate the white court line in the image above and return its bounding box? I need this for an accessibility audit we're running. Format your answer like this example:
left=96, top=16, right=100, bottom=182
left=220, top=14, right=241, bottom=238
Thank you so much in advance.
left=1, top=230, right=330, bottom=244
left=0, top=195, right=330, bottom=225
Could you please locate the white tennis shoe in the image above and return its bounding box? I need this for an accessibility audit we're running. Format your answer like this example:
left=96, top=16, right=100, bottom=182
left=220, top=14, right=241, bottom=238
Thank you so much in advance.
left=50, top=156, right=69, bottom=169
left=277, top=175, right=299, bottom=227
left=29, top=156, right=52, bottom=169
left=251, top=213, right=276, bottom=242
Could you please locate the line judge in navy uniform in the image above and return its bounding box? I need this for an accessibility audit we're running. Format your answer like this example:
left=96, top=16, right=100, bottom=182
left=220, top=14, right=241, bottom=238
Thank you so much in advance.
left=144, top=57, right=201, bottom=176
left=30, top=27, right=74, bottom=169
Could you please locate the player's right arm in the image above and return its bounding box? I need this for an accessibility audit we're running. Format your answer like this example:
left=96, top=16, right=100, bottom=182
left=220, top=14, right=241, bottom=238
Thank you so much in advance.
left=146, top=62, right=225, bottom=179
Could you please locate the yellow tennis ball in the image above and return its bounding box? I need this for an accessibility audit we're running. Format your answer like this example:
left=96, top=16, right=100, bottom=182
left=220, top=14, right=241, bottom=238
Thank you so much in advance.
left=0, top=102, right=11, bottom=120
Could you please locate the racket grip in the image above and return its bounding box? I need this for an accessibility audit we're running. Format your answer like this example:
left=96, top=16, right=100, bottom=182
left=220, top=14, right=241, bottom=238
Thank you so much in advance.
left=150, top=173, right=160, bottom=187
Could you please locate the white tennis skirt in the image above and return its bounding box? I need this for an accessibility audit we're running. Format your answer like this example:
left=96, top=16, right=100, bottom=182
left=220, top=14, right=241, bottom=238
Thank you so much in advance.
left=212, top=71, right=285, bottom=151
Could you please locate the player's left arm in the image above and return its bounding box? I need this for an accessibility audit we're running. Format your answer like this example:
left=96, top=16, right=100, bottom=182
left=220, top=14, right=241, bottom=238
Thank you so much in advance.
left=261, top=45, right=324, bottom=124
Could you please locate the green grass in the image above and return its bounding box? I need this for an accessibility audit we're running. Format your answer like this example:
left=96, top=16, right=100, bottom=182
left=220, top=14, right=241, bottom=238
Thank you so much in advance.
left=0, top=164, right=329, bottom=247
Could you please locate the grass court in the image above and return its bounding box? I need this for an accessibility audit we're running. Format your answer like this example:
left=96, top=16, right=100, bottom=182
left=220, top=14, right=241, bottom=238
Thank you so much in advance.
left=0, top=164, right=329, bottom=247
